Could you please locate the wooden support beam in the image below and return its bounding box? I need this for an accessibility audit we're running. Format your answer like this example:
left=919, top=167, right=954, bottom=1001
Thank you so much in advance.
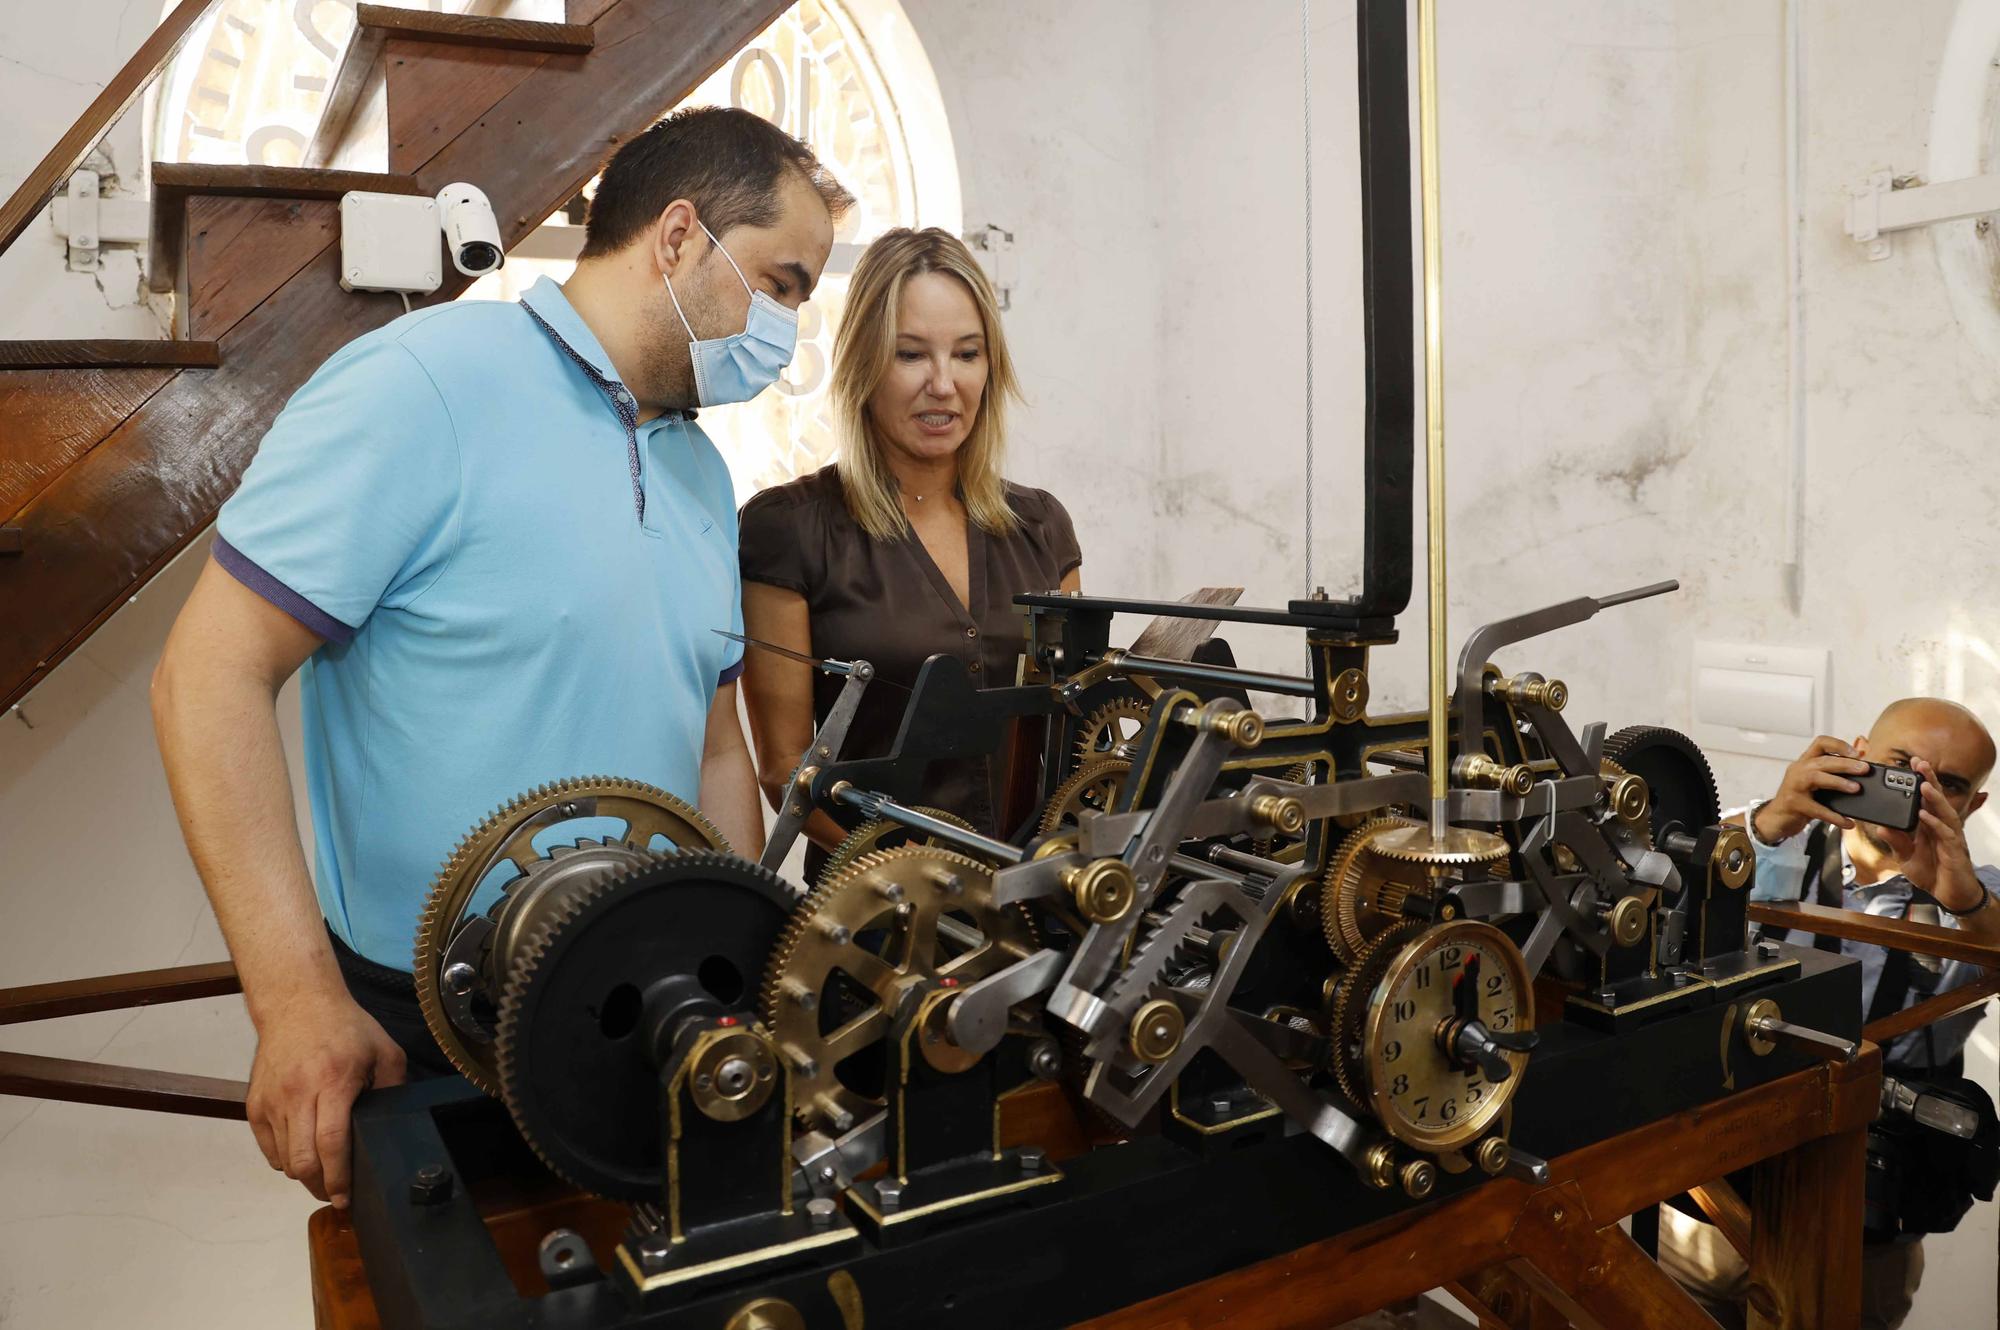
left=1863, top=967, right=2000, bottom=1045
left=0, top=1050, right=247, bottom=1120
left=0, top=961, right=241, bottom=1026
left=1505, top=1189, right=1718, bottom=1329
left=1688, top=1179, right=1753, bottom=1262
left=1749, top=901, right=2000, bottom=969
left=1746, top=1112, right=1866, bottom=1329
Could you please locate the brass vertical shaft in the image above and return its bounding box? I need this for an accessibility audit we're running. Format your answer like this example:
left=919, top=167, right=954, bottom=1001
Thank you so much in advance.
left=1417, top=0, right=1448, bottom=838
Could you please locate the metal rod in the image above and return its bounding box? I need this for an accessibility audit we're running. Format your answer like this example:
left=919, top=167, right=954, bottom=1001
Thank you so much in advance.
left=1367, top=748, right=1427, bottom=773
left=1418, top=0, right=1448, bottom=839
left=825, top=784, right=1025, bottom=865
left=1594, top=579, right=1679, bottom=611
left=1101, top=650, right=1320, bottom=698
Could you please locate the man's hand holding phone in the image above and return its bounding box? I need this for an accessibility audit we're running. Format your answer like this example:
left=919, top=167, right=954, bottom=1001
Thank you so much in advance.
left=1752, top=735, right=1870, bottom=844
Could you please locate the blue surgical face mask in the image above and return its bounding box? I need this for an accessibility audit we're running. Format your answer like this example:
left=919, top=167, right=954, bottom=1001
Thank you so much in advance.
left=662, top=220, right=799, bottom=407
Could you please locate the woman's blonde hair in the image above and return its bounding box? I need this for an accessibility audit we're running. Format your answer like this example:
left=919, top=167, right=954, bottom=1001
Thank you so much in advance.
left=831, top=227, right=1021, bottom=541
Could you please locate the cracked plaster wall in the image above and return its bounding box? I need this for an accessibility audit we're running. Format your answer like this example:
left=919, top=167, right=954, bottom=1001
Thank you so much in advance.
left=6, top=1, right=2000, bottom=1326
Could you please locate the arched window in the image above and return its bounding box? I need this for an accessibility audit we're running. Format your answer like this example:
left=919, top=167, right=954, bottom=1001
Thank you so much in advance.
left=152, top=0, right=961, bottom=501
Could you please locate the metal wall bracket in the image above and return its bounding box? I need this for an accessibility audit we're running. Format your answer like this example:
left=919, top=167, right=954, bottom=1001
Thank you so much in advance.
left=48, top=169, right=149, bottom=273
left=1845, top=168, right=2000, bottom=261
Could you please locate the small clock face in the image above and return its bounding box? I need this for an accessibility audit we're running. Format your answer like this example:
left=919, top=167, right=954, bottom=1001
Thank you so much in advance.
left=1362, top=920, right=1531, bottom=1151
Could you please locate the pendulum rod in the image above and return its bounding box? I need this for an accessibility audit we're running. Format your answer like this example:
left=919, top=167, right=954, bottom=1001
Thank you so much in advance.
left=1417, top=0, right=1449, bottom=840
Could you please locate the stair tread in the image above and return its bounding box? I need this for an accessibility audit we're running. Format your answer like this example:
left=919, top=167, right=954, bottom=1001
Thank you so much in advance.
left=306, top=4, right=595, bottom=168
left=0, top=340, right=221, bottom=370
left=148, top=165, right=423, bottom=294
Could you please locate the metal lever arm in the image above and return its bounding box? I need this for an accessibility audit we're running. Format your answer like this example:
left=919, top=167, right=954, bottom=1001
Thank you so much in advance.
left=758, top=662, right=874, bottom=874
left=1746, top=1008, right=1858, bottom=1064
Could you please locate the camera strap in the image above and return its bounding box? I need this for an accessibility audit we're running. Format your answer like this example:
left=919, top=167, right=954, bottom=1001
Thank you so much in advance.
left=1795, top=823, right=1846, bottom=953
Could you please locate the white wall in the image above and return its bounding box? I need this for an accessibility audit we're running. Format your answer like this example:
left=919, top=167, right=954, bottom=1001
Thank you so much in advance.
left=5, top=2, right=1999, bottom=1326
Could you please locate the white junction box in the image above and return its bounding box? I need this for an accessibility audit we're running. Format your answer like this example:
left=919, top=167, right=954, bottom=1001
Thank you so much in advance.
left=1691, top=641, right=1831, bottom=760
left=340, top=191, right=442, bottom=295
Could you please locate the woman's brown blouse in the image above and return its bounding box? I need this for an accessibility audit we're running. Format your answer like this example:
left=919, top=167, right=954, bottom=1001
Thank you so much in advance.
left=738, top=464, right=1082, bottom=839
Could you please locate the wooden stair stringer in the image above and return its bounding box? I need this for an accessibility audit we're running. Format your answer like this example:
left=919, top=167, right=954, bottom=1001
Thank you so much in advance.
left=0, top=0, right=792, bottom=712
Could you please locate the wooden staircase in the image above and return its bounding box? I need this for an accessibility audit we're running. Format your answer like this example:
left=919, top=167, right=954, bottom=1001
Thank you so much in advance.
left=0, top=0, right=787, bottom=713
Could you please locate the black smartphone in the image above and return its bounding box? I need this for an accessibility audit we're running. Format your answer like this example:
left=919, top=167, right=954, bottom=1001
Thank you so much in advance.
left=1816, top=761, right=1923, bottom=832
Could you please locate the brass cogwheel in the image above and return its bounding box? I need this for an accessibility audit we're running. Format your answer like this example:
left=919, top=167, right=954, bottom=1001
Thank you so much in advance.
left=762, top=845, right=1038, bottom=1132
left=1320, top=815, right=1426, bottom=962
left=1074, top=699, right=1152, bottom=765
left=413, top=776, right=727, bottom=1093
left=1038, top=758, right=1131, bottom=835
left=818, top=806, right=980, bottom=889
left=1368, top=823, right=1513, bottom=868
left=1327, top=918, right=1427, bottom=1108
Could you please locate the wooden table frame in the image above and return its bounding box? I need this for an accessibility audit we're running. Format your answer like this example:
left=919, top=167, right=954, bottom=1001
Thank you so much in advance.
left=307, top=1051, right=1880, bottom=1330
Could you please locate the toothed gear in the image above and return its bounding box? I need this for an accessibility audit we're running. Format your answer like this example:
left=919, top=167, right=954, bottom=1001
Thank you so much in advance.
left=1600, top=726, right=1719, bottom=845
left=818, top=806, right=982, bottom=890
left=1074, top=699, right=1152, bottom=765
left=493, top=850, right=791, bottom=1199
left=1038, top=758, right=1132, bottom=835
left=763, top=845, right=1038, bottom=1133
left=1327, top=918, right=1427, bottom=1109
left=414, top=777, right=727, bottom=1094
left=1320, top=815, right=1425, bottom=962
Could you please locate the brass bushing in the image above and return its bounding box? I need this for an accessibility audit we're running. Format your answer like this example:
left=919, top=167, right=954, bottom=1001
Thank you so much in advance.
left=724, top=1298, right=805, bottom=1330
left=1064, top=858, right=1137, bottom=925
left=1605, top=896, right=1649, bottom=948
left=1250, top=794, right=1306, bottom=835
left=1712, top=826, right=1755, bottom=889
left=1128, top=997, right=1186, bottom=1064
left=688, top=1028, right=777, bottom=1123
left=1330, top=668, right=1370, bottom=723
left=1476, top=1137, right=1511, bottom=1176
left=1501, top=675, right=1568, bottom=711
left=1608, top=772, right=1650, bottom=823
left=917, top=989, right=981, bottom=1074
left=1362, top=1142, right=1399, bottom=1191
left=1458, top=754, right=1536, bottom=798
left=1743, top=997, right=1781, bottom=1056
left=1221, top=709, right=1266, bottom=749
left=1400, top=1159, right=1438, bottom=1199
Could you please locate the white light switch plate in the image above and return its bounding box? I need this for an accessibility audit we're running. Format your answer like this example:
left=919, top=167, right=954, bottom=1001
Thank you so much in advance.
left=1691, top=641, right=1830, bottom=760
left=339, top=191, right=441, bottom=295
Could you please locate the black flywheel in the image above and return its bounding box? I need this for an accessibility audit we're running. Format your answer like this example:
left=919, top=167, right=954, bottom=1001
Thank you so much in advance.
left=493, top=850, right=793, bottom=1199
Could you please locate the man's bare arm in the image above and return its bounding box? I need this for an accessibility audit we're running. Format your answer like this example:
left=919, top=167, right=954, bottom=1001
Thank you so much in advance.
left=151, top=556, right=405, bottom=1206
left=702, top=681, right=766, bottom=857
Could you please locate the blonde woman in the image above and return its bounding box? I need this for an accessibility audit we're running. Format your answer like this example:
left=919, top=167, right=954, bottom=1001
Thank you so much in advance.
left=739, top=228, right=1081, bottom=861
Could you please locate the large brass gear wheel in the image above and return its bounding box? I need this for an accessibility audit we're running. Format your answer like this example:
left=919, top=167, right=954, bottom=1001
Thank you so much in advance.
left=1327, top=918, right=1427, bottom=1108
left=414, top=776, right=728, bottom=1093
left=1037, top=757, right=1131, bottom=835
left=818, top=807, right=981, bottom=889
left=1074, top=699, right=1152, bottom=765
left=1320, top=815, right=1426, bottom=962
left=762, top=845, right=1039, bottom=1133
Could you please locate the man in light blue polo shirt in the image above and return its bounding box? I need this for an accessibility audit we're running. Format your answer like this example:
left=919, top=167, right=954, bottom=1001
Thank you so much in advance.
left=151, top=107, right=853, bottom=1208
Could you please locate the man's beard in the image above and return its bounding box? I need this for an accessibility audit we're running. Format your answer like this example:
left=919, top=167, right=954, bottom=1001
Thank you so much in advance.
left=1857, top=822, right=1913, bottom=863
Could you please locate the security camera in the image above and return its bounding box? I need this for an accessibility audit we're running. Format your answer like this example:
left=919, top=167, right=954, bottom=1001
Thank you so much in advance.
left=436, top=182, right=503, bottom=277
